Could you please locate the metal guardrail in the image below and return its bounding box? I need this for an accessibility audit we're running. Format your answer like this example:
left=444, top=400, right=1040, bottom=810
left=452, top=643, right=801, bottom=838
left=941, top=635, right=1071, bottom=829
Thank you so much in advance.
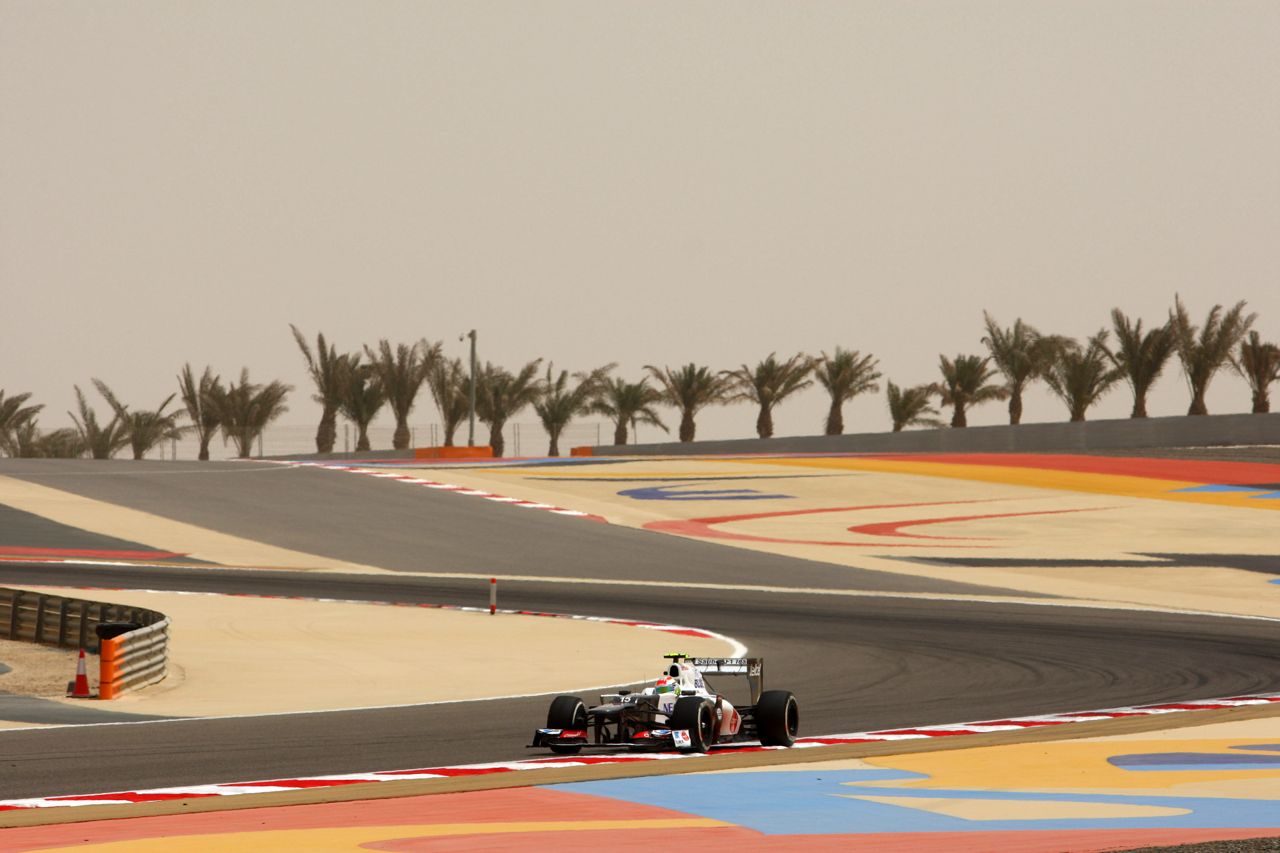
left=100, top=619, right=170, bottom=700
left=0, top=587, right=162, bottom=653
left=0, top=587, right=168, bottom=699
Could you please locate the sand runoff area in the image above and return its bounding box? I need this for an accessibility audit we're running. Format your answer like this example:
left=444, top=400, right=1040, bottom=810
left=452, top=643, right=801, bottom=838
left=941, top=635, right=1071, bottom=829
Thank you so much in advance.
left=0, top=586, right=733, bottom=727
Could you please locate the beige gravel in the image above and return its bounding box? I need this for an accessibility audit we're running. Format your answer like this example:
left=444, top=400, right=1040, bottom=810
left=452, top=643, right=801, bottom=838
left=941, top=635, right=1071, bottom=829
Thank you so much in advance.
left=0, top=638, right=81, bottom=698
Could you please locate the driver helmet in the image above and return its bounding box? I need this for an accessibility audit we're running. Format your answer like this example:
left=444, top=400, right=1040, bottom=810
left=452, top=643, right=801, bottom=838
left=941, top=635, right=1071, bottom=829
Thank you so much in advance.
left=654, top=676, right=680, bottom=695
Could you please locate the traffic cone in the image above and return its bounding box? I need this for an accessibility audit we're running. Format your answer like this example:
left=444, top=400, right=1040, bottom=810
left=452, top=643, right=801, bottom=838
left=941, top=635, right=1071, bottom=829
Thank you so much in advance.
left=68, top=649, right=91, bottom=698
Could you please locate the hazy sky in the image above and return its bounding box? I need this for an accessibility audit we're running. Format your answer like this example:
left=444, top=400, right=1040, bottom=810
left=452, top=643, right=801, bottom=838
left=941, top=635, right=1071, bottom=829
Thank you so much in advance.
left=3, top=2, right=1278, bottom=449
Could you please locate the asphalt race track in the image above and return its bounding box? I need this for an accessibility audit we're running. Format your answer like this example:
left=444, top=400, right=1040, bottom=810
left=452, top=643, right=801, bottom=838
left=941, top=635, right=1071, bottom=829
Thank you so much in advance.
left=1, top=460, right=1278, bottom=802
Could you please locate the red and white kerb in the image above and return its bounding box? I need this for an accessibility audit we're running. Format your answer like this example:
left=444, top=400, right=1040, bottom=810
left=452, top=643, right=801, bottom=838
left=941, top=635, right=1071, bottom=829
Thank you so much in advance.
left=4, top=693, right=1276, bottom=812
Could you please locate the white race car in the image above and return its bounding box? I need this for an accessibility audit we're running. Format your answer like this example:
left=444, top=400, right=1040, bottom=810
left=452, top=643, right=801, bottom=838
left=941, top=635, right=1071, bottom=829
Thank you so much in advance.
left=530, top=653, right=799, bottom=754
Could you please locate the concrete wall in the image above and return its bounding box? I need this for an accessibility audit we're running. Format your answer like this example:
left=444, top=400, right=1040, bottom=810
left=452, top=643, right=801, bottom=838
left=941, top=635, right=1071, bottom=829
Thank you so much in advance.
left=590, top=412, right=1280, bottom=457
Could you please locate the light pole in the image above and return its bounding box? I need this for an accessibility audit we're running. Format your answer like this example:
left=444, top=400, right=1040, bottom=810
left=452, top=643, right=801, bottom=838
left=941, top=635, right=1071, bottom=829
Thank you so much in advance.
left=459, top=329, right=477, bottom=446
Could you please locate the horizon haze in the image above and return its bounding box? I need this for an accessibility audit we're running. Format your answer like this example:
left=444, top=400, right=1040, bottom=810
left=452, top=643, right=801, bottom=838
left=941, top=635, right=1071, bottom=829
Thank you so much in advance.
left=3, top=3, right=1277, bottom=455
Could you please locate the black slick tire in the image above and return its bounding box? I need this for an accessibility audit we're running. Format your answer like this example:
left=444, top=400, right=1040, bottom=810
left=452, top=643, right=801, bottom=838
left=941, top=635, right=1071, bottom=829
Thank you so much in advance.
left=546, top=695, right=587, bottom=755
left=670, top=696, right=715, bottom=752
left=755, top=689, right=799, bottom=747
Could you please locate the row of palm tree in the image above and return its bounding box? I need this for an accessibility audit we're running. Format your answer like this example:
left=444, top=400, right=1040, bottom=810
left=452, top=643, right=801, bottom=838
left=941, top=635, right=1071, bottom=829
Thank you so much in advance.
left=968, top=296, right=1276, bottom=426
left=0, top=369, right=291, bottom=460
left=3, top=297, right=1277, bottom=459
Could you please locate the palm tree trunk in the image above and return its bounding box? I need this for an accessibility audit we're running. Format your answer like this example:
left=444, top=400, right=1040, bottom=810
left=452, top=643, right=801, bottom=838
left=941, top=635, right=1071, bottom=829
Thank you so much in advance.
left=317, top=408, right=337, bottom=453
left=951, top=404, right=967, bottom=428
left=892, top=423, right=904, bottom=433
left=613, top=421, right=627, bottom=445
left=393, top=419, right=410, bottom=450
left=756, top=406, right=773, bottom=439
left=1188, top=389, right=1208, bottom=416
left=443, top=421, right=457, bottom=447
left=1131, top=391, right=1149, bottom=418
left=197, top=434, right=212, bottom=461
left=679, top=411, right=696, bottom=443
left=1254, top=390, right=1270, bottom=414
left=548, top=429, right=561, bottom=457
left=356, top=425, right=371, bottom=452
left=489, top=422, right=505, bottom=457
left=1008, top=392, right=1023, bottom=425
left=825, top=401, right=843, bottom=436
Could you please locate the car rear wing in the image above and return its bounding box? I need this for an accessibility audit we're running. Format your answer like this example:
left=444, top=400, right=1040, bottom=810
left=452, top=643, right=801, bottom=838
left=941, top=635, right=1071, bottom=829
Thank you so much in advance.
left=693, top=657, right=764, bottom=704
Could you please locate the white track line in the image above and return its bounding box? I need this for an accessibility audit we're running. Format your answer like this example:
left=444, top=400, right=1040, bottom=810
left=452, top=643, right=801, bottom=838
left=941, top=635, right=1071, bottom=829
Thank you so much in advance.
left=4, top=558, right=1277, bottom=624
left=299, top=463, right=611, bottom=522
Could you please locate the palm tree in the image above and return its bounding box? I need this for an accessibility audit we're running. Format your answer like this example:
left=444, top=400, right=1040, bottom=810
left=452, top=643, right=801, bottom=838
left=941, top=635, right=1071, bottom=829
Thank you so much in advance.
left=1044, top=333, right=1122, bottom=422
left=336, top=356, right=386, bottom=452
left=981, top=313, right=1065, bottom=425
left=591, top=377, right=668, bottom=445
left=1170, top=295, right=1256, bottom=415
left=475, top=360, right=542, bottom=457
left=177, top=364, right=224, bottom=461
left=1105, top=309, right=1176, bottom=419
left=207, top=369, right=292, bottom=458
left=935, top=354, right=1009, bottom=428
left=0, top=390, right=43, bottom=457
left=40, top=427, right=87, bottom=458
left=533, top=363, right=613, bottom=456
left=10, top=424, right=85, bottom=458
left=93, top=380, right=188, bottom=460
left=4, top=420, right=41, bottom=457
left=886, top=381, right=943, bottom=432
left=724, top=352, right=814, bottom=439
left=364, top=339, right=441, bottom=450
left=427, top=357, right=470, bottom=447
left=644, top=363, right=730, bottom=442
left=1235, top=331, right=1280, bottom=414
left=70, top=385, right=130, bottom=459
left=812, top=349, right=881, bottom=436
left=290, top=325, right=347, bottom=453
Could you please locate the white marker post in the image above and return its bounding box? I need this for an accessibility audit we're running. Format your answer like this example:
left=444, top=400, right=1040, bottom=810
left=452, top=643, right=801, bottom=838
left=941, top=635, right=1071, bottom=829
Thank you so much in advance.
left=489, top=577, right=497, bottom=615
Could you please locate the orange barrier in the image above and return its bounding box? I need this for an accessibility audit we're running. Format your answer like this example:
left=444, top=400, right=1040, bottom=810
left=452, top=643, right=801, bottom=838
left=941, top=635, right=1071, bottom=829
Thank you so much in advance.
left=570, top=446, right=594, bottom=457
left=414, top=446, right=494, bottom=460
left=98, top=637, right=121, bottom=700
left=96, top=619, right=169, bottom=700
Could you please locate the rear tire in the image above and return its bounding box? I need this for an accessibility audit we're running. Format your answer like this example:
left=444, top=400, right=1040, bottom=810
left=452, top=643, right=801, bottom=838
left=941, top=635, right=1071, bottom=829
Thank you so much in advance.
left=546, top=695, right=587, bottom=755
left=670, top=696, right=715, bottom=752
left=756, top=690, right=799, bottom=747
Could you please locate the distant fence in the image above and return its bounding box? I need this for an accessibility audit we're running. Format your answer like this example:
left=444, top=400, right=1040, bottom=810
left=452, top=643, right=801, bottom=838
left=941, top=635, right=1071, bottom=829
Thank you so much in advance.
left=586, top=412, right=1280, bottom=457
left=0, top=587, right=169, bottom=699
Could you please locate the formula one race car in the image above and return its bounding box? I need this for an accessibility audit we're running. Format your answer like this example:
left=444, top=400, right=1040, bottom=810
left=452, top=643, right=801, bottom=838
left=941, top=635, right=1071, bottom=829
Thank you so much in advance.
left=529, top=653, right=799, bottom=754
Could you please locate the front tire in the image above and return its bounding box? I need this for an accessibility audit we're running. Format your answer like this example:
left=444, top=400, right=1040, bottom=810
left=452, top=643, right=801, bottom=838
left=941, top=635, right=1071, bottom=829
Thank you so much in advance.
left=546, top=695, right=587, bottom=755
left=756, top=690, right=799, bottom=747
left=670, top=696, right=715, bottom=752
